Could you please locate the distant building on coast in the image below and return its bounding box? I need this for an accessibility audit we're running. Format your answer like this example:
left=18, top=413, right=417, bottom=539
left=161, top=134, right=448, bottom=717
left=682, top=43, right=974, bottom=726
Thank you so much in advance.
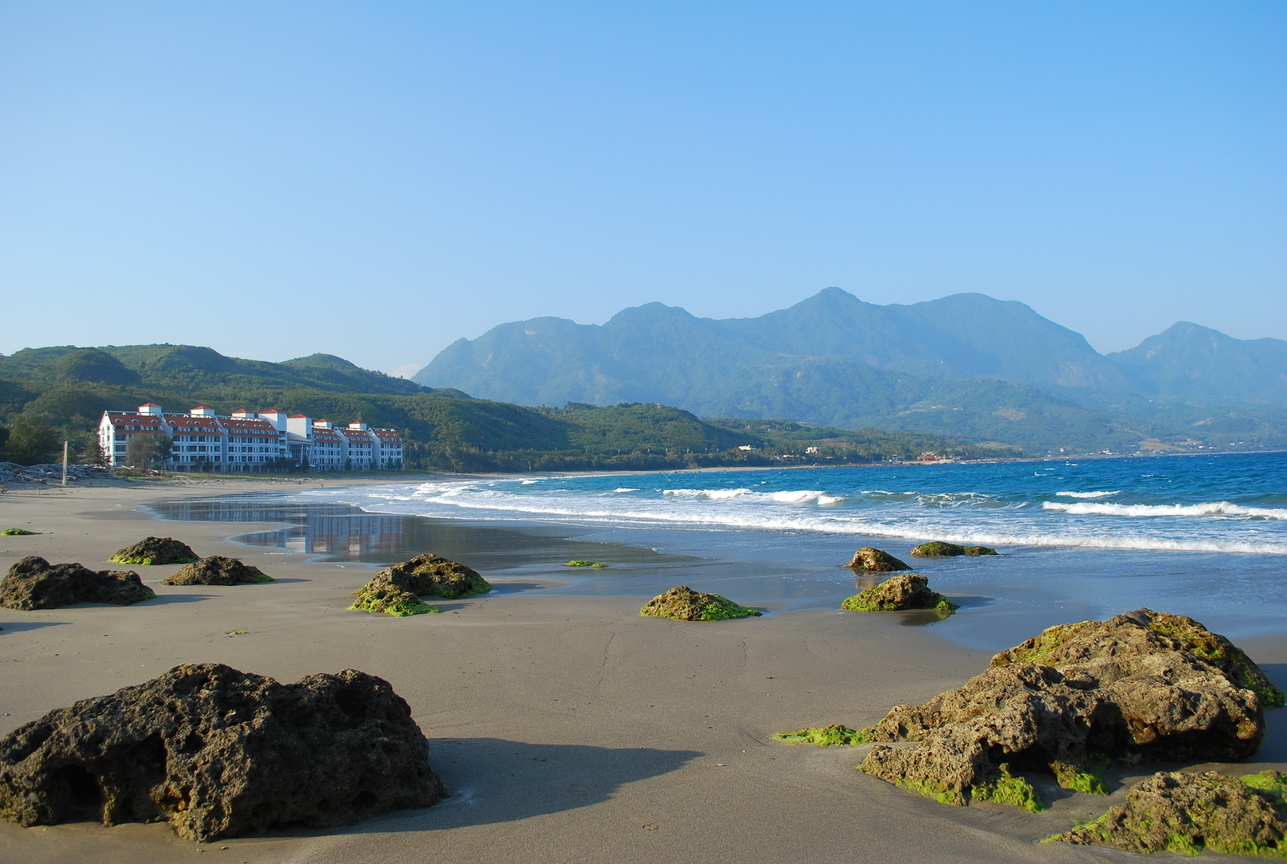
left=98, top=404, right=404, bottom=472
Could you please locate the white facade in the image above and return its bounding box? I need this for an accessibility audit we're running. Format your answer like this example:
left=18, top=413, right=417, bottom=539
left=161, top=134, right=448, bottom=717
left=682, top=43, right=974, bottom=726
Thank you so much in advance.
left=99, top=405, right=404, bottom=472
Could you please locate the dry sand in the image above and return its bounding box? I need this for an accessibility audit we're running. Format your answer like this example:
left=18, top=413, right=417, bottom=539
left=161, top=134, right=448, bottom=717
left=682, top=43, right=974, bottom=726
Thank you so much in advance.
left=2, top=480, right=1286, bottom=863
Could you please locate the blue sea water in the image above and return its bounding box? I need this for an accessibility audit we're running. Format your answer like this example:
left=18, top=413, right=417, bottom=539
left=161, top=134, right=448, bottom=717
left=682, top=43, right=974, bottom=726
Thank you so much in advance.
left=157, top=453, right=1287, bottom=652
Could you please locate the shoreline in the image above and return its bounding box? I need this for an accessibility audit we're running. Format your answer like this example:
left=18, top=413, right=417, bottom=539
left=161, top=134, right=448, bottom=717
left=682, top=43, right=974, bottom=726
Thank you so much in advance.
left=2, top=480, right=1287, bottom=862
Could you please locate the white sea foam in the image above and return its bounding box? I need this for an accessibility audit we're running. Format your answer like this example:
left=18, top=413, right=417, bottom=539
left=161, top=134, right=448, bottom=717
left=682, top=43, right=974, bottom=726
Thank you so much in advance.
left=1043, top=501, right=1287, bottom=520
left=1055, top=490, right=1120, bottom=499
left=664, top=488, right=751, bottom=500
left=614, top=488, right=641, bottom=493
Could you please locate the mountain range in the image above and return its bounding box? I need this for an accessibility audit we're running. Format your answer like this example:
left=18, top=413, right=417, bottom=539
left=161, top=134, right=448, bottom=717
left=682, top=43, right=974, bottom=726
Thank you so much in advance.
left=414, top=288, right=1287, bottom=453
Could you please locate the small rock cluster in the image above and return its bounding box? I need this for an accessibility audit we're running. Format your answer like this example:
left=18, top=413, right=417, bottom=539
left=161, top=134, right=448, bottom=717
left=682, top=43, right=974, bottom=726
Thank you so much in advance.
left=908, top=541, right=997, bottom=558
left=842, top=574, right=955, bottom=615
left=640, top=585, right=761, bottom=622
left=844, top=547, right=910, bottom=571
left=163, top=556, right=273, bottom=586
left=0, top=463, right=115, bottom=485
left=1, top=556, right=155, bottom=610
left=351, top=553, right=491, bottom=616
left=0, top=663, right=445, bottom=841
left=109, top=537, right=199, bottom=565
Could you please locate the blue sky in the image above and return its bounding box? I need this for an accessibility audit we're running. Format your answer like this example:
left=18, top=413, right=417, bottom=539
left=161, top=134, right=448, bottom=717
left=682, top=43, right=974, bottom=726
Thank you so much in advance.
left=2, top=2, right=1283, bottom=376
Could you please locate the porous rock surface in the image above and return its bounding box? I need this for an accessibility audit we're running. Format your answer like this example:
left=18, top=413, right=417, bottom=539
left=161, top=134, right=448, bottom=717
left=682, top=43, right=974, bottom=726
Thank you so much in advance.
left=640, top=585, right=761, bottom=622
left=842, top=574, right=950, bottom=612
left=0, top=663, right=445, bottom=841
left=1056, top=770, right=1287, bottom=856
left=162, top=556, right=271, bottom=586
left=860, top=609, right=1279, bottom=807
left=352, top=554, right=490, bottom=615
left=845, top=547, right=910, bottom=571
left=109, top=537, right=199, bottom=565
left=908, top=541, right=997, bottom=557
left=1, top=556, right=155, bottom=610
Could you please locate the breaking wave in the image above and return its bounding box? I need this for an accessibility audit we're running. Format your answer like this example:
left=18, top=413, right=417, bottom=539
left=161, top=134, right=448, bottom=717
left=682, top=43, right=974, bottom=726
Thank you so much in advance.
left=1043, top=501, right=1287, bottom=520
left=1055, top=490, right=1120, bottom=499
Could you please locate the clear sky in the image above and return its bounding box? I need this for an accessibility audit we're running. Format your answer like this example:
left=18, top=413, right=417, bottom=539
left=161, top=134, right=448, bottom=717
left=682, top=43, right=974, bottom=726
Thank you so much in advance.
left=2, top=2, right=1283, bottom=377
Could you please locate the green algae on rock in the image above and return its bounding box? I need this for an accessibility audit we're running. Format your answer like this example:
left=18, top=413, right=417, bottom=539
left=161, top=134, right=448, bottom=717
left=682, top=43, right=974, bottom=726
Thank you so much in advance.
left=1, top=528, right=39, bottom=536
left=1052, top=770, right=1287, bottom=857
left=566, top=560, right=607, bottom=568
left=971, top=764, right=1043, bottom=813
left=844, top=547, right=910, bottom=571
left=640, top=585, right=761, bottom=622
left=857, top=609, right=1274, bottom=813
left=162, top=556, right=273, bottom=586
left=908, top=541, right=997, bottom=558
left=108, top=537, right=199, bottom=565
left=841, top=574, right=957, bottom=616
left=351, top=554, right=489, bottom=616
left=772, top=724, right=870, bottom=747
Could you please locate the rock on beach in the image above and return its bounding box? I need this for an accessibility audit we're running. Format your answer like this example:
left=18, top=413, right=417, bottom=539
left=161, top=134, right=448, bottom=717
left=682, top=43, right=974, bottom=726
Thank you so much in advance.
left=640, top=585, right=761, bottom=622
left=109, top=537, right=199, bottom=565
left=351, top=553, right=491, bottom=616
left=845, top=547, right=911, bottom=571
left=1, top=556, right=155, bottom=610
left=162, top=555, right=272, bottom=586
left=841, top=574, right=954, bottom=614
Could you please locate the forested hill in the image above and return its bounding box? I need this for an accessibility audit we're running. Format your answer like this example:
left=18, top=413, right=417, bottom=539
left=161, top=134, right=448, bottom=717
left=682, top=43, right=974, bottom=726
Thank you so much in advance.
left=0, top=344, right=996, bottom=470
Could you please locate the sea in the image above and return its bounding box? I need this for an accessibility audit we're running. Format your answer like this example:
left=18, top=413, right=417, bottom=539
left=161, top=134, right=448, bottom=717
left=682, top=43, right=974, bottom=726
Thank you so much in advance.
left=152, top=452, right=1287, bottom=653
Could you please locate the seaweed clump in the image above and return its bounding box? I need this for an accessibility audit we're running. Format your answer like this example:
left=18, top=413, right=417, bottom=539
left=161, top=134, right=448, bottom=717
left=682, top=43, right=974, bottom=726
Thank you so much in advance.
left=772, top=724, right=869, bottom=747
left=640, top=585, right=761, bottom=622
left=2, top=529, right=39, bottom=536
left=842, top=574, right=957, bottom=616
left=1053, top=771, right=1287, bottom=856
left=108, top=537, right=199, bottom=565
left=1, top=556, right=156, bottom=610
left=845, top=547, right=910, bottom=572
left=909, top=541, right=997, bottom=558
left=162, top=556, right=273, bottom=586
left=566, top=560, right=607, bottom=568
left=351, top=554, right=490, bottom=617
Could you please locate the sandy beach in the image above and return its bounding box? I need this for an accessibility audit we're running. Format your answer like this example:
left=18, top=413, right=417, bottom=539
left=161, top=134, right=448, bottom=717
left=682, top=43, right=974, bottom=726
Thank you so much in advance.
left=2, top=479, right=1286, bottom=863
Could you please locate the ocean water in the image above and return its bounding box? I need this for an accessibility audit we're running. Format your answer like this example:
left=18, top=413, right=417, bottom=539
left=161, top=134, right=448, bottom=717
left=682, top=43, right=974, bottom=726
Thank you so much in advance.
left=153, top=453, right=1287, bottom=652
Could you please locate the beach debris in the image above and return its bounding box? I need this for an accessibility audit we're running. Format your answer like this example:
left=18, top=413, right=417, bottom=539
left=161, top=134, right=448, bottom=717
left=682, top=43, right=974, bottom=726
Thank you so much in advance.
left=566, top=560, right=607, bottom=568
left=854, top=609, right=1280, bottom=811
left=640, top=585, right=761, bottom=622
left=1, top=529, right=40, bottom=536
left=0, top=462, right=113, bottom=485
left=842, top=574, right=956, bottom=616
left=908, top=541, right=997, bottom=557
left=108, top=537, right=199, bottom=565
left=772, top=724, right=866, bottom=747
left=1, top=556, right=156, bottom=610
left=0, top=663, right=445, bottom=842
left=162, top=556, right=273, bottom=586
left=844, top=547, right=910, bottom=571
left=351, top=553, right=490, bottom=616
left=1052, top=770, right=1287, bottom=856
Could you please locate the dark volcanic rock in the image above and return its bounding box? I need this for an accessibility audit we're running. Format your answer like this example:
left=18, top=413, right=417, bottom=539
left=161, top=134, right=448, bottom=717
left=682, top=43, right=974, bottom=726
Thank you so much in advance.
left=859, top=609, right=1278, bottom=809
left=109, top=537, right=199, bottom=565
left=640, top=585, right=761, bottom=622
left=1055, top=770, right=1287, bottom=856
left=841, top=574, right=954, bottom=614
left=1, top=556, right=155, bottom=610
left=0, top=663, right=445, bottom=841
left=162, top=556, right=272, bottom=586
left=845, top=547, right=910, bottom=571
left=352, top=554, right=491, bottom=616
left=908, top=541, right=997, bottom=557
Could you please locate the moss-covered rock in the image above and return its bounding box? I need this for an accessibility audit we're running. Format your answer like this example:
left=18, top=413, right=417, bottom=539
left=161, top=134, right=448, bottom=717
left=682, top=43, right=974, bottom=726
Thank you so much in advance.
left=1, top=556, right=155, bottom=610
left=772, top=724, right=870, bottom=747
left=1053, top=771, right=1287, bottom=856
left=162, top=556, right=273, bottom=586
left=566, top=560, right=606, bottom=568
left=108, top=537, right=199, bottom=565
left=350, top=554, right=488, bottom=616
left=857, top=609, right=1275, bottom=812
left=841, top=574, right=957, bottom=616
left=908, top=541, right=997, bottom=557
left=640, top=585, right=761, bottom=622
left=844, top=547, right=910, bottom=571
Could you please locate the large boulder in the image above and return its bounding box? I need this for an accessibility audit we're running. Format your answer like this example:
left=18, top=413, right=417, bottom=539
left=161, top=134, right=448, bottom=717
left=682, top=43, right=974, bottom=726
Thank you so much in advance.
left=909, top=541, right=997, bottom=558
left=845, top=547, right=910, bottom=571
left=0, top=663, right=445, bottom=842
left=351, top=553, right=490, bottom=616
left=842, top=574, right=955, bottom=615
left=1055, top=770, right=1287, bottom=856
left=108, top=537, right=199, bottom=565
left=1, top=556, right=155, bottom=610
left=859, top=609, right=1281, bottom=809
left=162, top=556, right=272, bottom=586
left=640, top=585, right=761, bottom=622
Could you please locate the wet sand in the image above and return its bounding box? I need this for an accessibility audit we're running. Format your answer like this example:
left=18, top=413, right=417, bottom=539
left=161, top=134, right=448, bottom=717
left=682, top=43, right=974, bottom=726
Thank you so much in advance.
left=2, top=481, right=1286, bottom=863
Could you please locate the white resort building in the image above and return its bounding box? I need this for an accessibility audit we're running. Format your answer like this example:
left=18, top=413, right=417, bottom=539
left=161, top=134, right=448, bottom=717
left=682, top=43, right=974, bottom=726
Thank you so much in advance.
left=99, top=404, right=404, bottom=472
